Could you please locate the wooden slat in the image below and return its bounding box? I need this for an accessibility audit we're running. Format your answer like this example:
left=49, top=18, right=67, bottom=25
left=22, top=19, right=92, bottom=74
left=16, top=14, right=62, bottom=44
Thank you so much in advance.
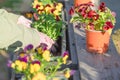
left=64, top=0, right=81, bottom=80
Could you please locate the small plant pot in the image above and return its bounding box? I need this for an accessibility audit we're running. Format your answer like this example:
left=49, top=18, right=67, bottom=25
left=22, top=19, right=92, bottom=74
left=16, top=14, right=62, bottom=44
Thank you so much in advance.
left=86, top=29, right=112, bottom=54
left=74, top=0, right=91, bottom=7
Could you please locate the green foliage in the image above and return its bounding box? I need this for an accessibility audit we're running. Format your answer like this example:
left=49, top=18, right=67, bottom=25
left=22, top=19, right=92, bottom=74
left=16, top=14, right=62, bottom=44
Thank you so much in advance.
left=38, top=0, right=58, bottom=5
left=32, top=14, right=64, bottom=40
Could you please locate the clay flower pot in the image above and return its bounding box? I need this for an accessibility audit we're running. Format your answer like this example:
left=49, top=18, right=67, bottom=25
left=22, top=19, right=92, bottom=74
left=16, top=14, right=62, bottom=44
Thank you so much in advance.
left=74, top=0, right=91, bottom=7
left=86, top=29, right=112, bottom=54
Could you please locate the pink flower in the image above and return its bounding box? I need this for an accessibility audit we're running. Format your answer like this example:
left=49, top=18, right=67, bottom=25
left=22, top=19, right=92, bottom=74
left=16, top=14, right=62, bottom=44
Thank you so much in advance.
left=112, top=11, right=116, bottom=17
left=99, top=2, right=106, bottom=12
left=87, top=10, right=96, bottom=18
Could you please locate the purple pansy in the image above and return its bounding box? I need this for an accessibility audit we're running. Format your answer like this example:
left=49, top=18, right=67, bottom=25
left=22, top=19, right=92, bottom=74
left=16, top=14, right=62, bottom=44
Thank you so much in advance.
left=24, top=44, right=34, bottom=52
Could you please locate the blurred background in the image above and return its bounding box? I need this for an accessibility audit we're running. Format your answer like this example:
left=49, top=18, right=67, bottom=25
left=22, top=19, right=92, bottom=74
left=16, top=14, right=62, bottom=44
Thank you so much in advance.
left=0, top=0, right=32, bottom=13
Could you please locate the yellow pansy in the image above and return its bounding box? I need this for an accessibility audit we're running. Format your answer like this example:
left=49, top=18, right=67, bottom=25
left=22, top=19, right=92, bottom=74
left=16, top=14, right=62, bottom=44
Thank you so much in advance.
left=17, top=63, right=23, bottom=71
left=11, top=63, right=15, bottom=68
left=15, top=60, right=21, bottom=66
left=53, top=10, right=59, bottom=16
left=37, top=5, right=44, bottom=10
left=42, top=50, right=50, bottom=61
left=19, top=53, right=26, bottom=57
left=58, top=3, right=63, bottom=8
left=56, top=3, right=63, bottom=11
left=63, top=55, right=68, bottom=64
left=45, top=6, right=51, bottom=13
left=30, top=64, right=34, bottom=73
left=34, top=64, right=40, bottom=72
left=64, top=70, right=70, bottom=78
left=30, top=63, right=40, bottom=73
left=21, top=61, right=27, bottom=70
left=32, top=72, right=46, bottom=80
left=36, top=47, right=43, bottom=54
left=32, top=1, right=39, bottom=8
left=56, top=6, right=62, bottom=12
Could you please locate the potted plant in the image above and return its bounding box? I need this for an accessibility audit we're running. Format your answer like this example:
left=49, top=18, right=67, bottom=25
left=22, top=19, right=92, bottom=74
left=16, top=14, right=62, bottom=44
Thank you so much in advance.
left=31, top=0, right=64, bottom=41
left=69, top=2, right=116, bottom=53
left=8, top=44, right=74, bottom=80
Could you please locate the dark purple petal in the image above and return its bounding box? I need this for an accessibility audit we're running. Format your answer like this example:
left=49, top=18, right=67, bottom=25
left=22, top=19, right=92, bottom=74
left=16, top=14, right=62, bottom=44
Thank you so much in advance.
left=32, top=60, right=41, bottom=65
left=24, top=44, right=34, bottom=52
left=40, top=43, right=48, bottom=51
left=18, top=56, right=28, bottom=62
left=62, top=51, right=69, bottom=57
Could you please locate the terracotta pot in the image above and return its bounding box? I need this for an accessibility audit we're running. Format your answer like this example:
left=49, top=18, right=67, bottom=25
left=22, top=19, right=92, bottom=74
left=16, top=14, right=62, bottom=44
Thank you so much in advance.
left=86, top=29, right=112, bottom=54
left=74, top=0, right=91, bottom=7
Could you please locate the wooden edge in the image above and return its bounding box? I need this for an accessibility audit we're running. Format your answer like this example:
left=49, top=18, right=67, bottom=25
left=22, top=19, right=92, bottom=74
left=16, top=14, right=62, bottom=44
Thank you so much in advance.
left=64, top=0, right=81, bottom=80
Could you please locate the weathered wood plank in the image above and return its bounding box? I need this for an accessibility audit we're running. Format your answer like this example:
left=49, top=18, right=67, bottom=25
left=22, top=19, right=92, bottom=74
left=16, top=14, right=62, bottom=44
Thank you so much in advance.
left=64, top=0, right=81, bottom=80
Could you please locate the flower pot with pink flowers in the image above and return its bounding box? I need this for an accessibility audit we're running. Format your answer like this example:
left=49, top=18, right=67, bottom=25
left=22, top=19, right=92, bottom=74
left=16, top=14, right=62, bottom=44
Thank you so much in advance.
left=69, top=2, right=116, bottom=54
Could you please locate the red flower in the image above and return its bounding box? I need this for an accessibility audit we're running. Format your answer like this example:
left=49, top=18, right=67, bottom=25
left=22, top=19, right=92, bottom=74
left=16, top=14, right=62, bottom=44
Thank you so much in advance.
left=105, top=21, right=114, bottom=29
left=87, top=10, right=96, bottom=18
left=51, top=9, right=55, bottom=13
left=36, top=4, right=40, bottom=9
left=69, top=7, right=74, bottom=15
left=99, top=2, right=106, bottom=12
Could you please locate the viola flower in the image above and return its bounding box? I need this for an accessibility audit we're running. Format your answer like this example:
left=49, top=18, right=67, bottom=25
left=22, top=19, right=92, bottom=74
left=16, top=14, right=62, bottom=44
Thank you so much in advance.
left=45, top=5, right=52, bottom=13
left=19, top=52, right=26, bottom=58
left=99, top=2, right=106, bottom=12
left=42, top=50, right=50, bottom=61
left=18, top=56, right=28, bottom=62
left=53, top=9, right=59, bottom=16
left=32, top=72, right=46, bottom=80
left=30, top=60, right=41, bottom=73
left=55, top=3, right=63, bottom=11
left=62, top=51, right=69, bottom=64
left=64, top=69, right=71, bottom=78
left=103, top=25, right=109, bottom=31
left=24, top=44, right=34, bottom=52
left=69, top=7, right=74, bottom=15
left=11, top=63, right=15, bottom=69
left=14, top=60, right=27, bottom=71
left=36, top=47, right=43, bottom=54
left=105, top=21, right=114, bottom=29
